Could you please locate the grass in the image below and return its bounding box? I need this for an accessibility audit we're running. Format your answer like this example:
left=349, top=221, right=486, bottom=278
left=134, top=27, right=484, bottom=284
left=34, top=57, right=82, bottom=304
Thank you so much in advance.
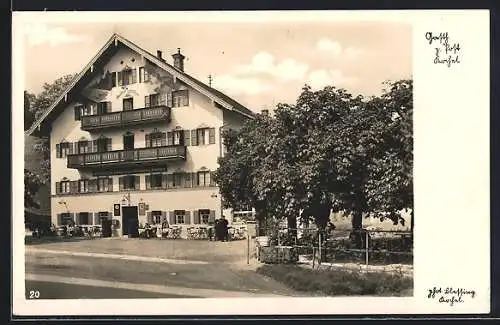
left=256, top=264, right=413, bottom=296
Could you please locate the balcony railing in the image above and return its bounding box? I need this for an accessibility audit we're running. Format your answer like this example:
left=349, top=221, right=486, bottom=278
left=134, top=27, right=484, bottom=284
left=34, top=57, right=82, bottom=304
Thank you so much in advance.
left=67, top=145, right=186, bottom=169
left=81, top=105, right=171, bottom=131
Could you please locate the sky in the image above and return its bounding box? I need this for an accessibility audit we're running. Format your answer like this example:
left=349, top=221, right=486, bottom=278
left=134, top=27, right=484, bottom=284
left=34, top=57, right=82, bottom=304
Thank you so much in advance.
left=22, top=21, right=412, bottom=113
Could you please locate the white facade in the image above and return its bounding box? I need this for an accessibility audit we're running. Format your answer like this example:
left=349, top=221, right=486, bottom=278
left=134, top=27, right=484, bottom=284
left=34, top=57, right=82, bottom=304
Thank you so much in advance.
left=46, top=39, right=251, bottom=237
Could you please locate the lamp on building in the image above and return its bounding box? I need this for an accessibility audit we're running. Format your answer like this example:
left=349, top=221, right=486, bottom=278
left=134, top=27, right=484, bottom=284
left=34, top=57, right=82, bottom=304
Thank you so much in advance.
left=58, top=200, right=69, bottom=213
left=210, top=193, right=218, bottom=198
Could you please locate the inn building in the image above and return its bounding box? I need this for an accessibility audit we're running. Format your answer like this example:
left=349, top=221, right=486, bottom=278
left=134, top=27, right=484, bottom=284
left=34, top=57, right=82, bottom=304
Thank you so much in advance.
left=26, top=33, right=255, bottom=237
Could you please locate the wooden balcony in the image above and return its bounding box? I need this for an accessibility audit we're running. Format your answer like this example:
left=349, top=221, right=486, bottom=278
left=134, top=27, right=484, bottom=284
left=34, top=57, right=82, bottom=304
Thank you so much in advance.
left=67, top=145, right=186, bottom=170
left=80, top=105, right=171, bottom=131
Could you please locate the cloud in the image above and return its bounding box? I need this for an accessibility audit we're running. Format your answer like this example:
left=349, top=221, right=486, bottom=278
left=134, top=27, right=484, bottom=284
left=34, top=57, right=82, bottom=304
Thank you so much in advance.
left=307, top=69, right=357, bottom=90
left=234, top=51, right=309, bottom=82
left=316, top=38, right=342, bottom=55
left=24, top=23, right=85, bottom=47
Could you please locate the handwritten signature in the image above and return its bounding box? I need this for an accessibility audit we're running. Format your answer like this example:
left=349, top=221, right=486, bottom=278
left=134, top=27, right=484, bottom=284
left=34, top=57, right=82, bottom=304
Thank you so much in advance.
left=427, top=286, right=476, bottom=306
left=425, top=32, right=461, bottom=67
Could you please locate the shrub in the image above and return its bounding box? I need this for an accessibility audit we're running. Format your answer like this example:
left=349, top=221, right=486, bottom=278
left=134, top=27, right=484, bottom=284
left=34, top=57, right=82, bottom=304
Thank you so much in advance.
left=256, top=264, right=412, bottom=296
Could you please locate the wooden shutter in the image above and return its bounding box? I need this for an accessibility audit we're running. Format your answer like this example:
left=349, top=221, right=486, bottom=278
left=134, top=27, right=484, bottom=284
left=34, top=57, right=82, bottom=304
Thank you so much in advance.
left=107, top=178, right=113, bottom=192
left=119, top=177, right=124, bottom=191
left=191, top=130, right=198, bottom=146
left=74, top=106, right=81, bottom=121
left=89, top=179, right=98, bottom=192
left=185, top=211, right=191, bottom=224
left=210, top=172, right=216, bottom=187
left=57, top=213, right=62, bottom=226
left=169, top=211, right=175, bottom=224
left=67, top=142, right=73, bottom=155
left=162, top=174, right=167, bottom=189
left=167, top=174, right=174, bottom=188
left=145, top=175, right=151, bottom=189
left=106, top=101, right=112, bottom=113
left=158, top=93, right=166, bottom=106
left=56, top=144, right=61, bottom=158
left=117, top=71, right=123, bottom=86
left=146, top=211, right=152, bottom=224
left=193, top=210, right=200, bottom=224
left=145, top=133, right=151, bottom=148
left=70, top=181, right=78, bottom=194
left=92, top=140, right=98, bottom=153
left=135, top=175, right=140, bottom=190
left=106, top=138, right=112, bottom=151
left=209, top=128, right=216, bottom=144
left=183, top=173, right=192, bottom=188
left=161, top=132, right=167, bottom=146
left=161, top=211, right=167, bottom=223
left=166, top=92, right=173, bottom=107
left=131, top=69, right=137, bottom=84
left=111, top=72, right=117, bottom=87
left=183, top=130, right=190, bottom=146
left=93, top=212, right=99, bottom=225
left=167, top=132, right=173, bottom=146
left=183, top=90, right=189, bottom=106
left=209, top=210, right=216, bottom=223
left=55, top=182, right=61, bottom=194
left=145, top=95, right=150, bottom=108
left=191, top=172, right=198, bottom=187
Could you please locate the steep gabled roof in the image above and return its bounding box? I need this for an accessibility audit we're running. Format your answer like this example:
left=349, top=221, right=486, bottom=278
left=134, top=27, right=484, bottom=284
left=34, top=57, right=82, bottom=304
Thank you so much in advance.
left=26, top=33, right=255, bottom=136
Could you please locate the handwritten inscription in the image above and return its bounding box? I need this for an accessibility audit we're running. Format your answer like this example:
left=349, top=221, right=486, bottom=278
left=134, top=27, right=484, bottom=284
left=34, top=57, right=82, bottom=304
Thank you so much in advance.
left=427, top=286, right=476, bottom=306
left=425, top=32, right=461, bottom=67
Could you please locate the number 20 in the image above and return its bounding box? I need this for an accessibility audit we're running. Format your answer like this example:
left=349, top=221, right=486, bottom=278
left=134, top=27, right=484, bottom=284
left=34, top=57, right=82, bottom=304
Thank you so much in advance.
left=29, top=290, right=40, bottom=299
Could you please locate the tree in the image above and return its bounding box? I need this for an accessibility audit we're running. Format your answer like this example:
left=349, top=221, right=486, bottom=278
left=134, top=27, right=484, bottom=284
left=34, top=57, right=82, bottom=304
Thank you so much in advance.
left=24, top=73, right=77, bottom=184
left=25, top=169, right=43, bottom=208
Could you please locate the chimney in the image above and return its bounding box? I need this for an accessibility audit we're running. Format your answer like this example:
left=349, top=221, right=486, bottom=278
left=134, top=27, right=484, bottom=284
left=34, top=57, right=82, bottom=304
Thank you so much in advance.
left=156, top=50, right=165, bottom=61
left=261, top=109, right=269, bottom=116
left=172, top=48, right=185, bottom=72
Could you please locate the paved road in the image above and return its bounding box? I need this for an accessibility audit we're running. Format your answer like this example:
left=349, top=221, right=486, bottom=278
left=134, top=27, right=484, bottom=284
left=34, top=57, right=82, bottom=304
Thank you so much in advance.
left=24, top=240, right=299, bottom=299
left=26, top=280, right=196, bottom=299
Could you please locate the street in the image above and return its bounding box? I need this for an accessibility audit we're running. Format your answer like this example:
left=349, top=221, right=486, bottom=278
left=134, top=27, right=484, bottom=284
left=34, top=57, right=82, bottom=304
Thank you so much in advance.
left=25, top=238, right=299, bottom=299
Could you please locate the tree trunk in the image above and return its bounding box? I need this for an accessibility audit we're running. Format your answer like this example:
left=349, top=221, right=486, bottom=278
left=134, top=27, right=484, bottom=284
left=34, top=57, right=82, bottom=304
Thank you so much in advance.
left=351, top=210, right=363, bottom=248
left=410, top=208, right=414, bottom=233
left=287, top=213, right=297, bottom=242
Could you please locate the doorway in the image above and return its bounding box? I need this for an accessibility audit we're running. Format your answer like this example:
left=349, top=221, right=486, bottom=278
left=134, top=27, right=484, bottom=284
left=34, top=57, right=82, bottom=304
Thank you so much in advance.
left=101, top=218, right=112, bottom=237
left=122, top=206, right=139, bottom=237
left=123, top=133, right=135, bottom=150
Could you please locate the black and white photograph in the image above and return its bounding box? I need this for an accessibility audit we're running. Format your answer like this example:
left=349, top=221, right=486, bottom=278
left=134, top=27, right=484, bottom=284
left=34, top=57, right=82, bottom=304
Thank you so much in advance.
left=13, top=10, right=490, bottom=316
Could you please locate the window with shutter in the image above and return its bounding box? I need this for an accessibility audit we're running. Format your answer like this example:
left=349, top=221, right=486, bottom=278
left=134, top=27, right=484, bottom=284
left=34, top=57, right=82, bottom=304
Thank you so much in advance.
left=74, top=106, right=82, bottom=120
left=172, top=90, right=189, bottom=107
left=161, top=211, right=167, bottom=224
left=209, top=128, right=216, bottom=144
left=131, top=69, right=137, bottom=84
left=167, top=132, right=174, bottom=146
left=118, top=71, right=123, bottom=86
left=151, top=211, right=162, bottom=224
left=191, top=130, right=198, bottom=146
left=183, top=130, right=190, bottom=146
left=199, top=209, right=210, bottom=224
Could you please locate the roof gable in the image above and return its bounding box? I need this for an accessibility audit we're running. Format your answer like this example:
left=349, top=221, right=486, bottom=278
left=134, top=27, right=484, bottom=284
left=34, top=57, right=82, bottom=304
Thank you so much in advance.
left=26, top=33, right=255, bottom=136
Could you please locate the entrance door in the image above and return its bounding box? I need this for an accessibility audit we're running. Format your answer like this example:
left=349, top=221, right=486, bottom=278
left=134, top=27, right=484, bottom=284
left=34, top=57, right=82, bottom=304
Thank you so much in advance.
left=101, top=218, right=112, bottom=237
left=122, top=206, right=139, bottom=237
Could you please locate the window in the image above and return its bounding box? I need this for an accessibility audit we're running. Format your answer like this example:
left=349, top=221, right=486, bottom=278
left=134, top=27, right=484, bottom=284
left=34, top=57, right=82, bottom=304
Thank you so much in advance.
left=192, top=128, right=215, bottom=146
left=123, top=98, right=134, bottom=111
left=148, top=131, right=165, bottom=147
left=152, top=211, right=162, bottom=224
left=97, top=178, right=110, bottom=192
left=175, top=210, right=185, bottom=224
left=97, top=102, right=111, bottom=115
left=74, top=105, right=83, bottom=120
left=199, top=209, right=210, bottom=224
left=121, top=175, right=138, bottom=190
left=145, top=94, right=160, bottom=107
left=172, top=90, right=189, bottom=107
left=173, top=131, right=182, bottom=145
left=197, top=171, right=211, bottom=187
left=78, top=212, right=90, bottom=225
left=78, top=141, right=89, bottom=154
left=60, top=181, right=70, bottom=194
left=98, top=211, right=109, bottom=225
left=173, top=173, right=183, bottom=188
left=197, top=128, right=207, bottom=145
left=81, top=104, right=95, bottom=116
left=139, top=67, right=150, bottom=83
left=60, top=213, right=73, bottom=225
left=79, top=180, right=89, bottom=193
left=56, top=142, right=71, bottom=158
left=150, top=174, right=163, bottom=189
left=118, top=68, right=137, bottom=86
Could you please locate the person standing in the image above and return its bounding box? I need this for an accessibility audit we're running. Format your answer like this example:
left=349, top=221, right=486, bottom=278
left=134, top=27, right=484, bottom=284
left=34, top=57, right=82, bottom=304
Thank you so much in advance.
left=220, top=216, right=229, bottom=242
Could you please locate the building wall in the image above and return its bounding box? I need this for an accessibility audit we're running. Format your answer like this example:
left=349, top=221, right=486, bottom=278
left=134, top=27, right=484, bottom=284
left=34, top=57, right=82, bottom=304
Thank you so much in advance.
left=49, top=46, right=248, bottom=231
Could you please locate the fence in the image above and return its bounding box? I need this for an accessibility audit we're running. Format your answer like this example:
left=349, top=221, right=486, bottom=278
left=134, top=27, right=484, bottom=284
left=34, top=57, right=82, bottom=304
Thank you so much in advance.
left=255, top=227, right=413, bottom=269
